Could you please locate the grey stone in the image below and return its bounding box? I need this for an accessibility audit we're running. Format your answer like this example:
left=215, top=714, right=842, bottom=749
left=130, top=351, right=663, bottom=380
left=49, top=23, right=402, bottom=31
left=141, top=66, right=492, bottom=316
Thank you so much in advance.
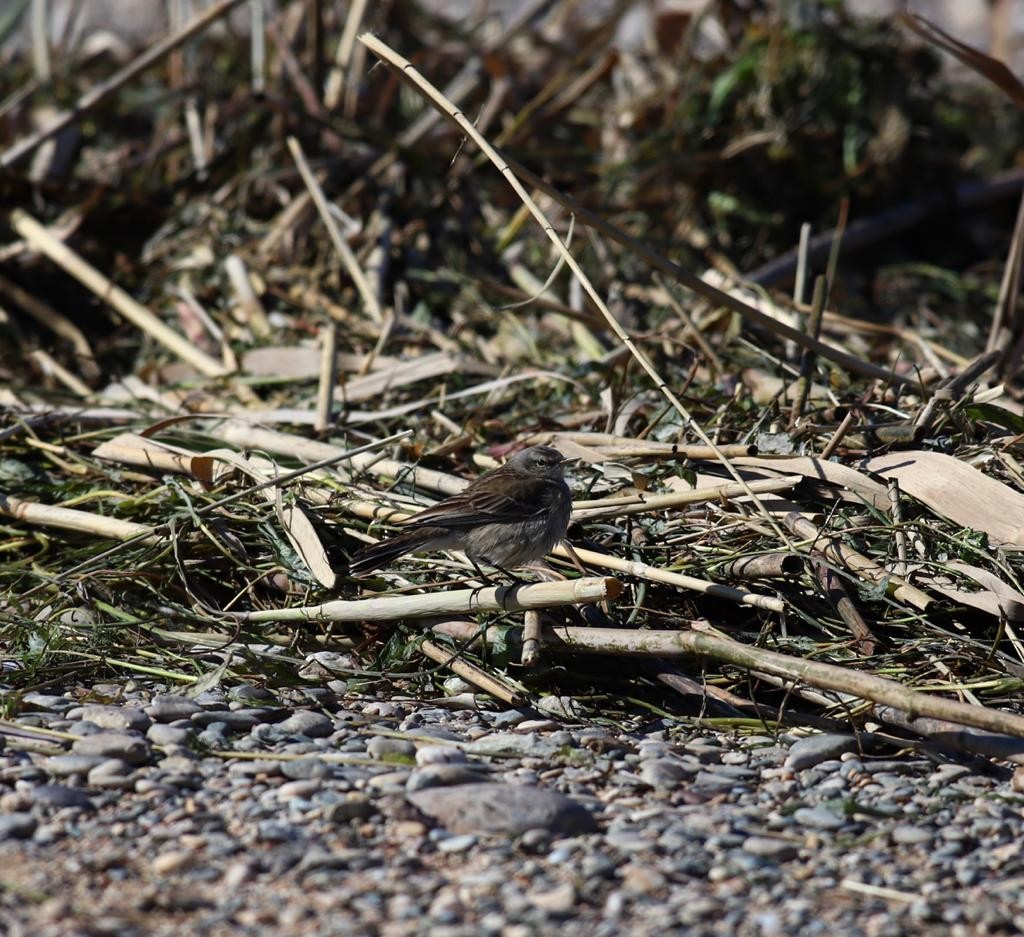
left=528, top=882, right=578, bottom=914
left=227, top=759, right=282, bottom=778
left=196, top=725, right=230, bottom=748
left=192, top=691, right=229, bottom=710
left=535, top=695, right=583, bottom=719
left=488, top=710, right=529, bottom=728
left=415, top=744, right=466, bottom=766
left=684, top=739, right=724, bottom=763
left=464, top=733, right=554, bottom=758
left=742, top=836, right=798, bottom=860
left=281, top=758, right=331, bottom=780
left=892, top=824, right=934, bottom=845
left=0, top=813, right=37, bottom=840
left=191, top=710, right=259, bottom=730
left=367, top=736, right=417, bottom=761
left=408, top=725, right=462, bottom=742
left=248, top=724, right=290, bottom=744
left=605, top=831, right=655, bottom=853
left=407, top=763, right=490, bottom=792
left=703, top=764, right=756, bottom=780
left=518, top=828, right=551, bottom=852
left=42, top=754, right=104, bottom=777
left=437, top=834, right=477, bottom=853
left=785, top=734, right=857, bottom=771
left=146, top=695, right=202, bottom=722
left=295, top=849, right=352, bottom=874
left=793, top=806, right=845, bottom=830
left=147, top=724, right=192, bottom=746
left=324, top=799, right=376, bottom=822
left=407, top=784, right=596, bottom=836
left=367, top=769, right=411, bottom=790
left=21, top=693, right=72, bottom=712
left=692, top=771, right=748, bottom=792
left=71, top=732, right=151, bottom=765
left=229, top=684, right=276, bottom=703
left=277, top=779, right=322, bottom=800
left=31, top=784, right=95, bottom=810
left=87, top=759, right=135, bottom=789
left=637, top=740, right=672, bottom=760
left=275, top=710, right=333, bottom=738
left=640, top=759, right=691, bottom=789
left=257, top=821, right=302, bottom=842
left=67, top=704, right=150, bottom=733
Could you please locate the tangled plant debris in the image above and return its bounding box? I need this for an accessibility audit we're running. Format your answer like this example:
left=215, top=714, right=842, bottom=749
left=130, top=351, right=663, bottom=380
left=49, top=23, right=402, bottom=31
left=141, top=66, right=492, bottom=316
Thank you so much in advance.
left=3, top=0, right=1024, bottom=774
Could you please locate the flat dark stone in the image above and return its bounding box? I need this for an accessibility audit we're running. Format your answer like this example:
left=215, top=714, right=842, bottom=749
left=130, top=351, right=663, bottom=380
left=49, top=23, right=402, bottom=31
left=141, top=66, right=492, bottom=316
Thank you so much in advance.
left=0, top=813, right=37, bottom=840
left=31, top=784, right=95, bottom=810
left=406, top=783, right=597, bottom=837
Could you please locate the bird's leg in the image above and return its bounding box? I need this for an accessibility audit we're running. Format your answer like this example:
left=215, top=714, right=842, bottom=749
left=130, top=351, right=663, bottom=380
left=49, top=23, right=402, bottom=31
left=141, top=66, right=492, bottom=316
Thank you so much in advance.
left=468, top=557, right=495, bottom=586
left=482, top=557, right=523, bottom=584
left=563, top=540, right=587, bottom=575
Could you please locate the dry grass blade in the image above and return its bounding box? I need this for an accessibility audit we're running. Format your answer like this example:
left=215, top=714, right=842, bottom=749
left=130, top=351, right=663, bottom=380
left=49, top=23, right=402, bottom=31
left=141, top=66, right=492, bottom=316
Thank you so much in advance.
left=899, top=12, right=1024, bottom=109
left=286, top=135, right=384, bottom=323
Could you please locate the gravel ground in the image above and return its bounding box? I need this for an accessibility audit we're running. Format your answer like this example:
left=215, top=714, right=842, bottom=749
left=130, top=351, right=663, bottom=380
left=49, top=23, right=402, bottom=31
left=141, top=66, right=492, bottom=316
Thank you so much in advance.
left=2, top=677, right=1024, bottom=937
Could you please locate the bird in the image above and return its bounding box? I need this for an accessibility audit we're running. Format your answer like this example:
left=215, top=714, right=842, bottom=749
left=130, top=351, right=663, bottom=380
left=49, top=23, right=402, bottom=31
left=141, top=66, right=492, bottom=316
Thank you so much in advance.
left=349, top=445, right=574, bottom=579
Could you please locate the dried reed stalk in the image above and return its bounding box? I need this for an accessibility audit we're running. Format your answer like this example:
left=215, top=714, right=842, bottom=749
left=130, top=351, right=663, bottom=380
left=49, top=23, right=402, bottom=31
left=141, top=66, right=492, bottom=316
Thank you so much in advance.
left=287, top=136, right=384, bottom=323
left=554, top=544, right=786, bottom=613
left=10, top=211, right=228, bottom=378
left=521, top=609, right=543, bottom=667
left=784, top=512, right=933, bottom=611
left=572, top=475, right=802, bottom=521
left=420, top=638, right=522, bottom=705
left=0, top=495, right=159, bottom=543
left=524, top=432, right=754, bottom=459
left=718, top=553, right=804, bottom=580
left=811, top=554, right=877, bottom=656
left=233, top=576, right=621, bottom=624
left=452, top=623, right=1024, bottom=739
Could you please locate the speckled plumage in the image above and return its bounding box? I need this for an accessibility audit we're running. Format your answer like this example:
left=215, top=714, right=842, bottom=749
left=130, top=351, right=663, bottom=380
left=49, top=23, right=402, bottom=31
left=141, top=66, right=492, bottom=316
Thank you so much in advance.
left=349, top=446, right=573, bottom=576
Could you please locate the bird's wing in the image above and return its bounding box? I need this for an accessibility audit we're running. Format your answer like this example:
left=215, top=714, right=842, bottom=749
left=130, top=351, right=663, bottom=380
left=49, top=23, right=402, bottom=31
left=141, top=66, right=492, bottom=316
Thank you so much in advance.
left=399, top=485, right=549, bottom=529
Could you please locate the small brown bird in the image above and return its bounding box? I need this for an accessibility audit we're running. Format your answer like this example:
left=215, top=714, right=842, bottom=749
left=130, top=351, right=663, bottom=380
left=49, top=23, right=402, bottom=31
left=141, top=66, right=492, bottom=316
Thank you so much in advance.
left=349, top=445, right=574, bottom=579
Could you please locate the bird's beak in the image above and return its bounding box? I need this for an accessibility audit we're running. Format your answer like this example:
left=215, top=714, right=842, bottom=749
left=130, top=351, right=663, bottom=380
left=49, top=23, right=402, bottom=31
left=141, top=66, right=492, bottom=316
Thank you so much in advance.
left=558, top=455, right=581, bottom=465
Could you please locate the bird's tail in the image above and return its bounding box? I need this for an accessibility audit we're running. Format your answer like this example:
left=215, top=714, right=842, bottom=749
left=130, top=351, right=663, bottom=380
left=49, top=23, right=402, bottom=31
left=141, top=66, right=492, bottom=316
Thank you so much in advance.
left=349, top=529, right=436, bottom=577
